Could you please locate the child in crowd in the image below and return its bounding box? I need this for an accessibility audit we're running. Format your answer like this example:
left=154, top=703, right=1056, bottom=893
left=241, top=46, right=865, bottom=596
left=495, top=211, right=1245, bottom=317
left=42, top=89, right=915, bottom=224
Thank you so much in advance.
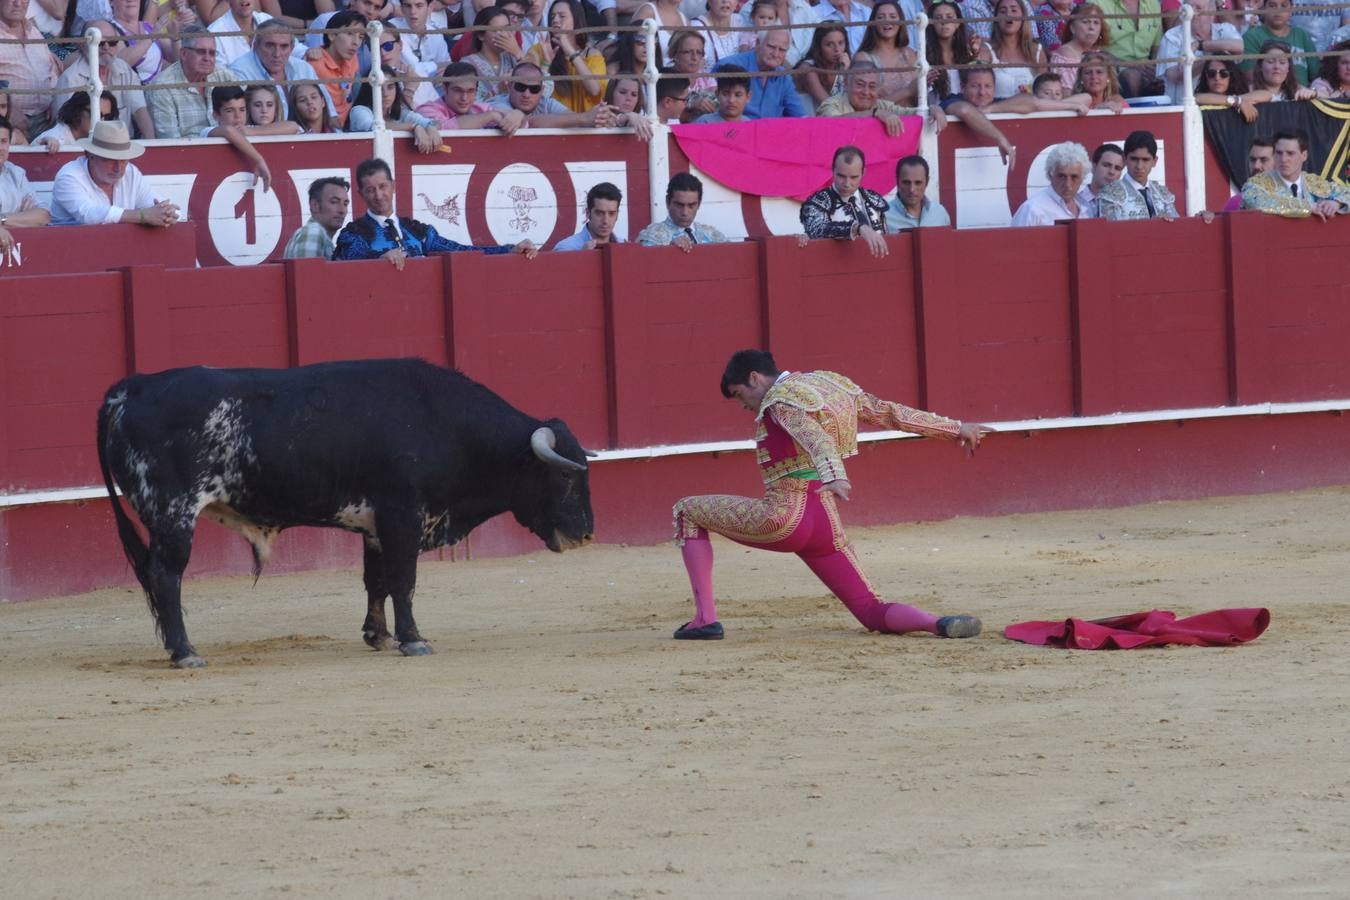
left=1032, top=72, right=1065, bottom=99
left=695, top=64, right=752, bottom=122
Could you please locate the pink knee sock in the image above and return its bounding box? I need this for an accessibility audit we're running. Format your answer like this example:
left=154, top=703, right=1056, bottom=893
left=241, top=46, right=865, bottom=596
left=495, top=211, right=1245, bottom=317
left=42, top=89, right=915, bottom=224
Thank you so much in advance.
left=881, top=602, right=940, bottom=635
left=681, top=531, right=718, bottom=626
left=804, top=552, right=940, bottom=634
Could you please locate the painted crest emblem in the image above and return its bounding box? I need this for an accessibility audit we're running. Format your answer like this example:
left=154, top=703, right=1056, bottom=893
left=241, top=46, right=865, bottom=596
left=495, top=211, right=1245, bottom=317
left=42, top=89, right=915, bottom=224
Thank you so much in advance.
left=417, top=192, right=461, bottom=225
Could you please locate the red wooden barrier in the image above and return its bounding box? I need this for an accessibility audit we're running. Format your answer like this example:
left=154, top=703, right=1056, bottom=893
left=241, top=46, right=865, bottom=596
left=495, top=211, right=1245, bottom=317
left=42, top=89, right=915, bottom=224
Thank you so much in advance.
left=3, top=214, right=1350, bottom=601
left=0, top=223, right=198, bottom=276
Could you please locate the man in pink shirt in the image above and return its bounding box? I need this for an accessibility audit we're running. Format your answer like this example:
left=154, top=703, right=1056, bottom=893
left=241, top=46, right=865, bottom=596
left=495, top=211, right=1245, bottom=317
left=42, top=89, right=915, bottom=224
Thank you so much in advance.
left=416, top=61, right=526, bottom=132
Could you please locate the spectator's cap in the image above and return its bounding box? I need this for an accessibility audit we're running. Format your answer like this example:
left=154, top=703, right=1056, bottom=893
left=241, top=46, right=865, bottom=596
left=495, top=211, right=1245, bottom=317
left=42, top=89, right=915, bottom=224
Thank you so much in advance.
left=82, top=120, right=145, bottom=160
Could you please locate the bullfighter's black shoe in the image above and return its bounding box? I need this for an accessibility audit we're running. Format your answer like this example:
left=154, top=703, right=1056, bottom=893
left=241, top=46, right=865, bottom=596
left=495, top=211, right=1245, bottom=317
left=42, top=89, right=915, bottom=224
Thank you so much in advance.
left=674, top=620, right=725, bottom=640
left=935, top=615, right=982, bottom=638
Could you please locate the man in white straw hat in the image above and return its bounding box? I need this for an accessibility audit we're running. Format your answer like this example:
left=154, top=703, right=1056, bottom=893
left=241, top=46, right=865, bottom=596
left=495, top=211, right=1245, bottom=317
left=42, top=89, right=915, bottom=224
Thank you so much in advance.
left=49, top=119, right=179, bottom=227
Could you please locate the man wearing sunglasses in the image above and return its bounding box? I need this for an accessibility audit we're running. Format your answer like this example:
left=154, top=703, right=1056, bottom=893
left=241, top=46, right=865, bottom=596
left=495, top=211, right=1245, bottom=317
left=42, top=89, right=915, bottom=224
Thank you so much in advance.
left=53, top=20, right=154, bottom=139
left=148, top=25, right=237, bottom=139
left=486, top=61, right=617, bottom=127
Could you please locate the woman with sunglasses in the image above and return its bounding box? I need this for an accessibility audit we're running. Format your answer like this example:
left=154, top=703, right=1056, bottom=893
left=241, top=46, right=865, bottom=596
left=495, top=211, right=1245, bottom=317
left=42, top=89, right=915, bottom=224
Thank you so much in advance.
left=1194, top=54, right=1260, bottom=121
left=854, top=0, right=920, bottom=104
left=925, top=1, right=989, bottom=102
left=1311, top=39, right=1350, bottom=99
left=1071, top=49, right=1126, bottom=110
left=607, top=27, right=662, bottom=75
left=795, top=22, right=851, bottom=108
left=1248, top=40, right=1317, bottom=100
left=32, top=92, right=121, bottom=152
left=987, top=0, right=1046, bottom=97
left=526, top=0, right=607, bottom=112
left=348, top=65, right=444, bottom=153
left=287, top=82, right=340, bottom=132
left=1155, top=0, right=1241, bottom=104
left=607, top=27, right=664, bottom=75
left=374, top=25, right=438, bottom=110
left=463, top=7, right=523, bottom=102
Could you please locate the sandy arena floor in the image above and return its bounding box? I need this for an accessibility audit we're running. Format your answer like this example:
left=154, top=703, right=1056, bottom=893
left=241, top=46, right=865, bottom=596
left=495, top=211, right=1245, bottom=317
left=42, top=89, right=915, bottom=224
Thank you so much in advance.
left=2, top=486, right=1348, bottom=898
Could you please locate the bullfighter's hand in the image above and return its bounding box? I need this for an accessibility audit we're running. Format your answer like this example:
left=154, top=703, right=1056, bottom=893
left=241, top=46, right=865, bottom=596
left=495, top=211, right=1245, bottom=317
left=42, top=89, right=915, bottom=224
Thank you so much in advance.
left=514, top=239, right=539, bottom=259
left=821, top=479, right=852, bottom=501
left=957, top=422, right=993, bottom=456
left=858, top=223, right=887, bottom=258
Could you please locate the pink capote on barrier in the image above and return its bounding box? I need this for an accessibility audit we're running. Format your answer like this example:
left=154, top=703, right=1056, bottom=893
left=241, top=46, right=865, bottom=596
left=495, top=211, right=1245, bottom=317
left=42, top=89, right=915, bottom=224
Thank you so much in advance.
left=1003, top=609, right=1271, bottom=650
left=671, top=118, right=923, bottom=201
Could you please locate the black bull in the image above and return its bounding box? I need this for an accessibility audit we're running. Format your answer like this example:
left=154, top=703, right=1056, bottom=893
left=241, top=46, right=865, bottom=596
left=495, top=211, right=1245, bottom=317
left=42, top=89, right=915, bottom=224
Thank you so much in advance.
left=96, top=359, right=595, bottom=668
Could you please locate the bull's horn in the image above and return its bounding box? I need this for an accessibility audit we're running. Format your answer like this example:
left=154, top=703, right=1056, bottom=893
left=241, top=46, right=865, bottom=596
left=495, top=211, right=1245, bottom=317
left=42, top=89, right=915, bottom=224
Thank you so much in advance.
left=531, top=427, right=587, bottom=473
left=583, top=448, right=599, bottom=458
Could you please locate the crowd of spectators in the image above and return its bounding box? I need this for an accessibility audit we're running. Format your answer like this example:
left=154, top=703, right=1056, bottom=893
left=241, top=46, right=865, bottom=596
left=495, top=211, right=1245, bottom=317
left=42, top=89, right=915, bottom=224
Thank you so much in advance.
left=3, top=0, right=1350, bottom=256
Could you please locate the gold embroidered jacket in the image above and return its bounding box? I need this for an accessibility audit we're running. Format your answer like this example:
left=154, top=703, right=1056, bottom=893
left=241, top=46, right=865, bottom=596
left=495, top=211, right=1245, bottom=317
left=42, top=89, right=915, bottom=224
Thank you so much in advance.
left=1240, top=171, right=1350, bottom=218
left=755, top=371, right=962, bottom=485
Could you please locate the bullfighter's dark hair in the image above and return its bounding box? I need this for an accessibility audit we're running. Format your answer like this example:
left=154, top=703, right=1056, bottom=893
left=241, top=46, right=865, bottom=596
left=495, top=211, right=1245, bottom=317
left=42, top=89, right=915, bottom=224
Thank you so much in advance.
left=656, top=71, right=690, bottom=102
left=585, top=181, right=622, bottom=211
left=1272, top=128, right=1309, bottom=152
left=833, top=143, right=865, bottom=170
left=442, top=61, right=477, bottom=80
left=895, top=154, right=929, bottom=181
left=1123, top=130, right=1158, bottom=158
left=666, top=171, right=702, bottom=202
left=1092, top=142, right=1123, bottom=163
left=355, top=157, right=393, bottom=185
left=308, top=176, right=350, bottom=204
left=713, top=63, right=751, bottom=95
left=210, top=84, right=246, bottom=114
left=721, top=349, right=780, bottom=398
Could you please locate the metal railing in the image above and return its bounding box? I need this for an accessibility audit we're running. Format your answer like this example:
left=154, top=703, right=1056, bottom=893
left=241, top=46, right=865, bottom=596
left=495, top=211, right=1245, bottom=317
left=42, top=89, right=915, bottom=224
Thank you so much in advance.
left=4, top=4, right=1350, bottom=225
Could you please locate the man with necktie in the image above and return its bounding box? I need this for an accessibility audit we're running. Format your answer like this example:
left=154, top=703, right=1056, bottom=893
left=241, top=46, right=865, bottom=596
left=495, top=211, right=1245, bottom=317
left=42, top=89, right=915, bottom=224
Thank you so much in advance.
left=636, top=173, right=729, bottom=252
left=1097, top=130, right=1180, bottom=222
left=1241, top=128, right=1350, bottom=220
left=799, top=145, right=890, bottom=259
left=334, top=158, right=538, bottom=269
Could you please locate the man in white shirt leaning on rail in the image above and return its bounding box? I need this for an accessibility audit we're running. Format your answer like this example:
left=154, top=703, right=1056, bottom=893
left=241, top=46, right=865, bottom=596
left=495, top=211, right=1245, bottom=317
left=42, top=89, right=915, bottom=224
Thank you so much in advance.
left=48, top=120, right=180, bottom=228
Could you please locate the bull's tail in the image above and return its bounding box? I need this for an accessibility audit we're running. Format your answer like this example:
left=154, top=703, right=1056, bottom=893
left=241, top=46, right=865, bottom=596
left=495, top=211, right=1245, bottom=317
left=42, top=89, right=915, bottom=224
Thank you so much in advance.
left=96, top=394, right=150, bottom=584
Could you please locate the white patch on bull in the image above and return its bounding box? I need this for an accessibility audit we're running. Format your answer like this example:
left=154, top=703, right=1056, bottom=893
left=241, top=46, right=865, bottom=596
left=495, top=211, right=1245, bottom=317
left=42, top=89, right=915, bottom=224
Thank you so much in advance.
left=334, top=502, right=376, bottom=535
left=422, top=509, right=449, bottom=546
left=201, top=501, right=279, bottom=567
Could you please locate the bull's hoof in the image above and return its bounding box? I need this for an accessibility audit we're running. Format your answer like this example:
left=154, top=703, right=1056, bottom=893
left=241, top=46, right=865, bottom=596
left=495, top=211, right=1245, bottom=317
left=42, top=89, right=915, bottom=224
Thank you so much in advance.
left=363, top=632, right=398, bottom=651
left=399, top=641, right=434, bottom=657
left=173, top=654, right=207, bottom=669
